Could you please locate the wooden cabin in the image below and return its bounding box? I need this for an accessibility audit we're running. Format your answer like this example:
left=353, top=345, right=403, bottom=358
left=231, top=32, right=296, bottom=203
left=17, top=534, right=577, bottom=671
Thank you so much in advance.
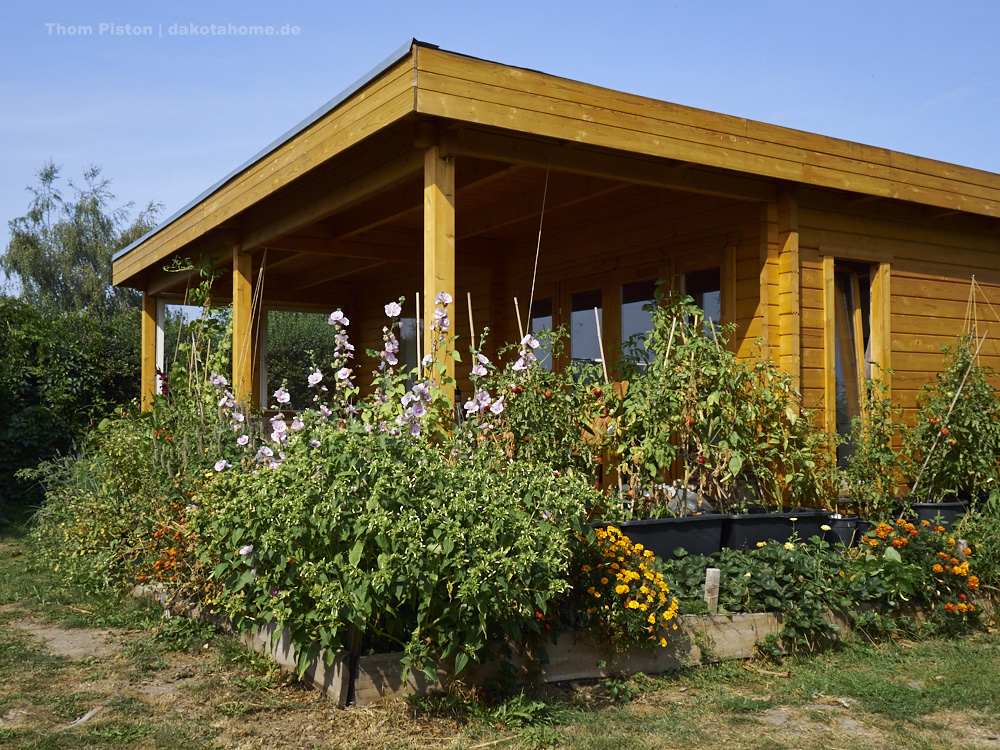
left=113, top=40, right=1000, bottom=441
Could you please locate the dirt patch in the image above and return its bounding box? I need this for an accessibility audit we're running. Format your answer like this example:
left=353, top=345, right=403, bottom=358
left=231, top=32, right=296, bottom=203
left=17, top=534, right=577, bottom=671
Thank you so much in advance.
left=8, top=619, right=117, bottom=659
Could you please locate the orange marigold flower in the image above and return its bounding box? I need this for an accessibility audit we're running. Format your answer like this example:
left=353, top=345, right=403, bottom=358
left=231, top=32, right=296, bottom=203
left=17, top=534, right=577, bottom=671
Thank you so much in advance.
left=964, top=547, right=973, bottom=555
left=867, top=538, right=879, bottom=548
left=896, top=518, right=906, bottom=526
left=968, top=576, right=980, bottom=589
left=600, top=577, right=609, bottom=585
left=893, top=538, right=905, bottom=548
left=945, top=602, right=956, bottom=613
left=958, top=603, right=968, bottom=613
left=959, top=593, right=967, bottom=602
left=921, top=519, right=932, bottom=527
left=933, top=564, right=944, bottom=573
left=581, top=565, right=591, bottom=572
left=934, top=525, right=946, bottom=533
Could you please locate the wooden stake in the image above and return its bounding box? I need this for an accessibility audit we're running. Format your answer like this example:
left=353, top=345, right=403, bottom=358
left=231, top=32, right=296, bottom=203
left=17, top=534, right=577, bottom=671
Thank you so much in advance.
left=594, top=307, right=609, bottom=383
left=467, top=291, right=476, bottom=351
left=514, top=297, right=525, bottom=341
left=663, top=317, right=677, bottom=370
left=415, top=292, right=422, bottom=372
left=704, top=567, right=721, bottom=613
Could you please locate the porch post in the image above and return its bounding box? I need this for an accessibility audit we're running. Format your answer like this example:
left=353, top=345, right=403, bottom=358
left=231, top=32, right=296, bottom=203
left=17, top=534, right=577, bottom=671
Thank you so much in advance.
left=777, top=188, right=800, bottom=393
left=141, top=291, right=158, bottom=410
left=232, top=247, right=255, bottom=407
left=423, top=131, right=456, bottom=401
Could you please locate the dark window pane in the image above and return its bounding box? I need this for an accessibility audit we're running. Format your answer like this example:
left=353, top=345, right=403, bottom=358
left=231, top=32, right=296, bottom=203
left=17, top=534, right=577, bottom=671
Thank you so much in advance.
left=571, top=289, right=602, bottom=365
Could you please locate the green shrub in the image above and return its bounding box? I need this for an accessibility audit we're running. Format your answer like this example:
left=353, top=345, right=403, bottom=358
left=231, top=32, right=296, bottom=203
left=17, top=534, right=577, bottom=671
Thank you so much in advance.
left=195, top=427, right=597, bottom=679
left=0, top=297, right=139, bottom=511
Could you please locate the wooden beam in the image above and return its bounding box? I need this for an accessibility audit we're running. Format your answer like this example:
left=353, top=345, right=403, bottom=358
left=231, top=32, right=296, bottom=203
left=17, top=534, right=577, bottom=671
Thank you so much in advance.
left=821, top=255, right=837, bottom=434
left=232, top=248, right=255, bottom=406
left=423, top=131, right=457, bottom=399
left=239, top=147, right=425, bottom=251
left=295, top=259, right=388, bottom=290
left=871, top=261, right=892, bottom=395
left=327, top=158, right=518, bottom=240
left=141, top=292, right=157, bottom=410
left=455, top=128, right=778, bottom=203
left=457, top=174, right=629, bottom=239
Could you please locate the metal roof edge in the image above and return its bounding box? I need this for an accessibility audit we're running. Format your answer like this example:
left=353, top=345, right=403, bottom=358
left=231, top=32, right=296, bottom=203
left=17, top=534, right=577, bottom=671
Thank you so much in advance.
left=113, top=38, right=431, bottom=266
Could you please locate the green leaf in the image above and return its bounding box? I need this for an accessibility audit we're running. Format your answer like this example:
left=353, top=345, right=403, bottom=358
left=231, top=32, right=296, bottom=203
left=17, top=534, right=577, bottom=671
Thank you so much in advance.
left=349, top=540, right=365, bottom=567
left=882, top=547, right=902, bottom=563
left=454, top=652, right=470, bottom=675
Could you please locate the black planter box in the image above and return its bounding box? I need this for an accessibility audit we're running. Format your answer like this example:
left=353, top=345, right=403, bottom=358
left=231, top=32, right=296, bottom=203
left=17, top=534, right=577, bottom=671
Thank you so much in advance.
left=722, top=509, right=832, bottom=550
left=824, top=516, right=871, bottom=547
left=595, top=514, right=725, bottom=559
left=911, top=501, right=968, bottom=527
left=895, top=498, right=969, bottom=528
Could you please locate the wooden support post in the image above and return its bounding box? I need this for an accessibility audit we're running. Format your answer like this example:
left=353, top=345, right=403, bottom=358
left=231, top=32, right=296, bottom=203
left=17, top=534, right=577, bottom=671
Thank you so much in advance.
left=232, top=247, right=254, bottom=407
left=141, top=292, right=158, bottom=410
left=704, top=568, right=721, bottom=613
left=423, top=130, right=456, bottom=400
left=821, top=255, right=837, bottom=435
left=777, top=188, right=800, bottom=392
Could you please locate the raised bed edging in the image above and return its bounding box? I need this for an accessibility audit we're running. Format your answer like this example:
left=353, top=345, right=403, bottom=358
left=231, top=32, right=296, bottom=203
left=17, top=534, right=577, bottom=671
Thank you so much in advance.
left=352, top=610, right=852, bottom=707
left=135, top=583, right=849, bottom=707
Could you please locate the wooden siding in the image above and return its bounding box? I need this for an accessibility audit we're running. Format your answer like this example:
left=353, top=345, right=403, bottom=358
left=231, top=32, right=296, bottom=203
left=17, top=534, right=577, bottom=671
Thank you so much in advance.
left=797, top=187, right=1000, bottom=414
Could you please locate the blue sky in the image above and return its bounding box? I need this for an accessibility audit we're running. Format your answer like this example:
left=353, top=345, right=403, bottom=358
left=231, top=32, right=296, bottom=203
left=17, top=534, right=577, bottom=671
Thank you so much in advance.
left=2, top=0, right=999, bottom=286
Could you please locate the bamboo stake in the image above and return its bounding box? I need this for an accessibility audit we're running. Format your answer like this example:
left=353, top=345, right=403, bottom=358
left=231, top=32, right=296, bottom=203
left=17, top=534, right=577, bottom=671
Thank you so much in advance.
left=594, top=307, right=609, bottom=383
left=514, top=297, right=525, bottom=341
left=415, top=292, right=422, bottom=374
left=910, top=328, right=989, bottom=501
left=467, top=291, right=476, bottom=351
left=662, top=317, right=677, bottom=370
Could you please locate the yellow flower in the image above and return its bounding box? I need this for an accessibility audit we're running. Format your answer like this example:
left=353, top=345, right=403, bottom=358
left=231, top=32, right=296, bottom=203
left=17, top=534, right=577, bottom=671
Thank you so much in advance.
left=756, top=541, right=768, bottom=548
left=648, top=614, right=656, bottom=624
left=600, top=577, right=608, bottom=585
left=784, top=542, right=795, bottom=551
left=627, top=600, right=640, bottom=609
left=615, top=584, right=630, bottom=595
left=659, top=637, right=668, bottom=647
left=821, top=524, right=831, bottom=532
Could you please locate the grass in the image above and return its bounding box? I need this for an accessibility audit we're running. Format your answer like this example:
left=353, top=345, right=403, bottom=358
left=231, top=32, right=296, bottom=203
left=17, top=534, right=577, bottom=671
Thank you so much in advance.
left=2, top=517, right=1000, bottom=749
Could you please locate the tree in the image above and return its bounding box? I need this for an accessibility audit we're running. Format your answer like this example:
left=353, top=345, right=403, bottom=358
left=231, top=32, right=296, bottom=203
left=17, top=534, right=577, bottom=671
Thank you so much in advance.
left=2, top=161, right=161, bottom=317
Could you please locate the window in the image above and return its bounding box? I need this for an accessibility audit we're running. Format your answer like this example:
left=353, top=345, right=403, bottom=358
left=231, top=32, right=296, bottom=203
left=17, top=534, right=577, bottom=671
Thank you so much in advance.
left=529, top=298, right=553, bottom=370
left=570, top=289, right=603, bottom=366
left=621, top=279, right=657, bottom=364
left=683, top=267, right=722, bottom=337
left=833, top=263, right=873, bottom=463
left=397, top=316, right=419, bottom=379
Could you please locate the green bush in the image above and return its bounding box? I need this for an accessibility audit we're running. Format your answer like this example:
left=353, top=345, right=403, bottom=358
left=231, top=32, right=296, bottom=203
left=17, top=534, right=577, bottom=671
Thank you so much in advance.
left=195, top=427, right=597, bottom=679
left=0, top=297, right=139, bottom=512
left=904, top=333, right=1000, bottom=499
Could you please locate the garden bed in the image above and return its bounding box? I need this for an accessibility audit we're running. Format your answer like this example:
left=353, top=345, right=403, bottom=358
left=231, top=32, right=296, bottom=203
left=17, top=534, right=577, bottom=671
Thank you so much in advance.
left=147, top=580, right=852, bottom=708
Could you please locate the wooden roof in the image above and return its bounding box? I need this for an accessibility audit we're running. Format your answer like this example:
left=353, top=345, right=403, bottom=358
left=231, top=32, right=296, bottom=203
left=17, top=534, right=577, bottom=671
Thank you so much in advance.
left=114, top=40, right=1000, bottom=291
